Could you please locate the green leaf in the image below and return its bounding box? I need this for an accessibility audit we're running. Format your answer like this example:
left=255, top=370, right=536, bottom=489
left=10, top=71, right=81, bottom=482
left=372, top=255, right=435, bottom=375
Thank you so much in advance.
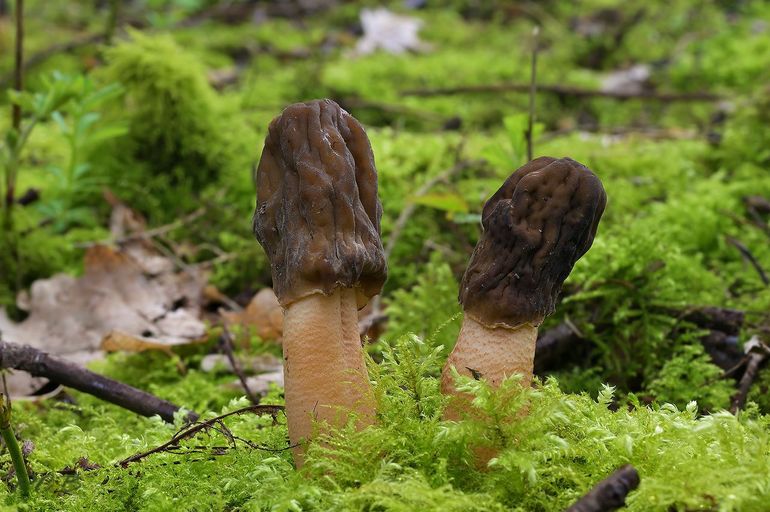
left=411, top=193, right=469, bottom=213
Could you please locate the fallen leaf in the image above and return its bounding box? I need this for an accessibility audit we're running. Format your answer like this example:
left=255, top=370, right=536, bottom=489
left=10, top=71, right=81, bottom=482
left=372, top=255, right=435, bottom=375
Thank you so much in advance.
left=0, top=243, right=207, bottom=397
left=222, top=288, right=283, bottom=342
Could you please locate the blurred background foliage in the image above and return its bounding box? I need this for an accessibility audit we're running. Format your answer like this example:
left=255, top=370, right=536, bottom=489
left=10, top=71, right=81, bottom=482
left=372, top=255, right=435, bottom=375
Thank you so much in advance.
left=1, top=0, right=769, bottom=407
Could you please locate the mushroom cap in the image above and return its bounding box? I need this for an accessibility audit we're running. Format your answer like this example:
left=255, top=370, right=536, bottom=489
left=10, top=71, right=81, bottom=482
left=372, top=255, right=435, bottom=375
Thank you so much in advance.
left=459, top=157, right=607, bottom=328
left=253, top=99, right=387, bottom=307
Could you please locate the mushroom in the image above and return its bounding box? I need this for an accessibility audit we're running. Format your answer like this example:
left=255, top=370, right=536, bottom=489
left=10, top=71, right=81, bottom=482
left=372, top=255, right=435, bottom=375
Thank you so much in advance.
left=441, top=157, right=606, bottom=413
left=253, top=99, right=387, bottom=464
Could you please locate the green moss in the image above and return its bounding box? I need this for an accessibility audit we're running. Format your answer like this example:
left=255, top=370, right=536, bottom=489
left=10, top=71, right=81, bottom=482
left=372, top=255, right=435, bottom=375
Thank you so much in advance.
left=103, top=31, right=237, bottom=192
left=381, top=252, right=462, bottom=354
left=646, top=342, right=735, bottom=411
left=2, top=335, right=767, bottom=511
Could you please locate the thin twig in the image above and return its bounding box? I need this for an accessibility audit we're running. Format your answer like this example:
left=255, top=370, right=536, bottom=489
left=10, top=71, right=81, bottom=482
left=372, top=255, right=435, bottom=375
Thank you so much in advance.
left=0, top=33, right=106, bottom=91
left=526, top=26, right=539, bottom=162
left=11, top=0, right=22, bottom=132
left=220, top=325, right=260, bottom=405
left=384, top=159, right=475, bottom=261
left=720, top=208, right=770, bottom=242
left=401, top=83, right=721, bottom=102
left=118, top=403, right=285, bottom=467
left=366, top=158, right=476, bottom=318
left=105, top=0, right=120, bottom=45
left=566, top=465, right=640, bottom=512
left=726, top=236, right=769, bottom=285
left=730, top=336, right=770, bottom=414
left=76, top=207, right=206, bottom=248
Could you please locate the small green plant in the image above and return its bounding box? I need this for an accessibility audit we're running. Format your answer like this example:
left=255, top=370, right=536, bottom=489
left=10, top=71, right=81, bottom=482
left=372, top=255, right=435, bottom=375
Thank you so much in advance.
left=39, top=77, right=126, bottom=232
left=2, top=73, right=82, bottom=228
left=1, top=73, right=83, bottom=301
left=482, top=114, right=544, bottom=172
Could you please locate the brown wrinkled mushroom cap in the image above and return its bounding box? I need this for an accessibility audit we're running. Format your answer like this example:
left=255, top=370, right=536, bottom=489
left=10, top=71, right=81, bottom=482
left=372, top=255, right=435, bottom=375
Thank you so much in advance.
left=459, top=157, right=607, bottom=328
left=253, top=99, right=387, bottom=307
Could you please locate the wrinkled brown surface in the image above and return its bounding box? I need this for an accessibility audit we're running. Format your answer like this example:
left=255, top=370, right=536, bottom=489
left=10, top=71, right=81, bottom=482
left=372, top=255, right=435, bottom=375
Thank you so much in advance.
left=460, top=157, right=607, bottom=328
left=253, top=99, right=387, bottom=306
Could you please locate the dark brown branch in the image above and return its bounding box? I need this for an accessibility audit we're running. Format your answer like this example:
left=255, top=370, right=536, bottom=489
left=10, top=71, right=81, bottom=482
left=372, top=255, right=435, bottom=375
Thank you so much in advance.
left=0, top=340, right=196, bottom=423
left=745, top=195, right=770, bottom=215
left=534, top=322, right=585, bottom=374
left=566, top=465, right=640, bottom=512
left=401, top=83, right=721, bottom=102
left=118, top=403, right=285, bottom=467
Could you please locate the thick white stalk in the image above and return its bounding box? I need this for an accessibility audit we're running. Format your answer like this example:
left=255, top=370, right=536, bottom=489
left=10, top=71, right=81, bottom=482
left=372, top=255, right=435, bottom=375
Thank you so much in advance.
left=441, top=315, right=537, bottom=420
left=281, top=288, right=374, bottom=465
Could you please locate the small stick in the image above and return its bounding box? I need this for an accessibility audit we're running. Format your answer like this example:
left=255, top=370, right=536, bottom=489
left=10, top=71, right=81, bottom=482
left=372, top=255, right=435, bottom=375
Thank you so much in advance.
left=383, top=159, right=474, bottom=262
left=0, top=340, right=196, bottom=423
left=367, top=158, right=477, bottom=316
left=729, top=336, right=770, bottom=414
left=118, top=403, right=284, bottom=467
left=526, top=26, right=539, bottom=162
left=401, top=83, right=721, bottom=102
left=105, top=0, right=121, bottom=44
left=566, top=465, right=640, bottom=512
left=220, top=326, right=260, bottom=405
left=725, top=236, right=769, bottom=285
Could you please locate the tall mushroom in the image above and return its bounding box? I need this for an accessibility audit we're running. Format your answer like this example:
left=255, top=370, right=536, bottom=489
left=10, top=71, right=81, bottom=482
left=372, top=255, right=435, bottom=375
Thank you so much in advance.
left=253, top=99, right=387, bottom=464
left=441, top=157, right=606, bottom=413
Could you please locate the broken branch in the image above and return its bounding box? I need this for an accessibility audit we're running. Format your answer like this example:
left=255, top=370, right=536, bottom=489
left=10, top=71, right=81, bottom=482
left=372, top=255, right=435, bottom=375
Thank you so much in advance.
left=566, top=464, right=640, bottom=512
left=0, top=339, right=196, bottom=423
left=729, top=336, right=770, bottom=414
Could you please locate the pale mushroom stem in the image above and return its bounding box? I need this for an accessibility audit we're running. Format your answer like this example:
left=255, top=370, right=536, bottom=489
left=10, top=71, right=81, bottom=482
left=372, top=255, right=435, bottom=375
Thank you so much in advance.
left=440, top=316, right=537, bottom=421
left=281, top=287, right=375, bottom=466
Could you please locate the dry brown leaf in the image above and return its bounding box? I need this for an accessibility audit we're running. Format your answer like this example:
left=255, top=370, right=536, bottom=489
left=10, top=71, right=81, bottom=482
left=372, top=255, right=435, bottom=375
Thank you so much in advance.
left=103, top=331, right=179, bottom=355
left=0, top=244, right=207, bottom=397
left=222, top=288, right=283, bottom=342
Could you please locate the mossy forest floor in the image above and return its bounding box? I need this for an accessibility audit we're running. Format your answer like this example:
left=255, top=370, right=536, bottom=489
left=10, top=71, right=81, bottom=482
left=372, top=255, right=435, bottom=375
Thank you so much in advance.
left=1, top=1, right=770, bottom=510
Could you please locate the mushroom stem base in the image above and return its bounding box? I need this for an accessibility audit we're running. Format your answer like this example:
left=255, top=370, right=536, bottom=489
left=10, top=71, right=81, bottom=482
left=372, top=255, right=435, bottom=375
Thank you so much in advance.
left=282, top=288, right=374, bottom=466
left=441, top=315, right=537, bottom=420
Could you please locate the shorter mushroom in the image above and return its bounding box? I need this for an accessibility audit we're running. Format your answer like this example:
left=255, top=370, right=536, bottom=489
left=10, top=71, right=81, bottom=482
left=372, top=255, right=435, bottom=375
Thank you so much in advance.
left=253, top=99, right=387, bottom=465
left=442, top=157, right=606, bottom=415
